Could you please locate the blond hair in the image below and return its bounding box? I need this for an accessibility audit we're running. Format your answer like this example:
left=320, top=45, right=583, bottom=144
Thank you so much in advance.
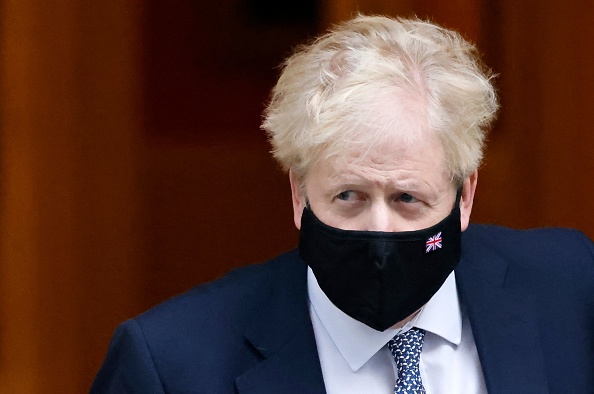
left=262, top=14, right=499, bottom=184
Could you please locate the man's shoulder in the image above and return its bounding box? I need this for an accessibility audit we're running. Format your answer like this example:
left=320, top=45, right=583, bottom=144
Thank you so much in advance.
left=462, top=223, right=593, bottom=284
left=135, top=249, right=303, bottom=333
left=464, top=223, right=592, bottom=255
left=95, top=250, right=309, bottom=391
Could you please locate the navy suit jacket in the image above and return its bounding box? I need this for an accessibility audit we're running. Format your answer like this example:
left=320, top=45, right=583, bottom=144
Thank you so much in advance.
left=91, top=224, right=594, bottom=393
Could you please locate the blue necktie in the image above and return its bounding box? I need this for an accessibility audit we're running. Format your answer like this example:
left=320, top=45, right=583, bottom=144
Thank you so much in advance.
left=387, top=327, right=427, bottom=393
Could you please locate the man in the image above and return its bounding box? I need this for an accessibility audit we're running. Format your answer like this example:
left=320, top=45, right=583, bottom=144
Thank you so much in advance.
left=91, top=15, right=594, bottom=393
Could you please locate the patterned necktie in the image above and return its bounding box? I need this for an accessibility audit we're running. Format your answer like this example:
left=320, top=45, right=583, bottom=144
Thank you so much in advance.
left=387, top=327, right=427, bottom=394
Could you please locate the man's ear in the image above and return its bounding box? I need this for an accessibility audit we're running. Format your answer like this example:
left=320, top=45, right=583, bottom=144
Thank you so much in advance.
left=460, top=170, right=478, bottom=232
left=289, top=169, right=305, bottom=230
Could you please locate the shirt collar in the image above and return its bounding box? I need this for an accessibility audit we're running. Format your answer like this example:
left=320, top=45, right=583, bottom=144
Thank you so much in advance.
left=307, top=268, right=462, bottom=372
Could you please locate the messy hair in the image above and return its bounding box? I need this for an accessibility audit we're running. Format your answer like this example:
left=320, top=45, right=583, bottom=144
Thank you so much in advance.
left=262, top=14, right=499, bottom=185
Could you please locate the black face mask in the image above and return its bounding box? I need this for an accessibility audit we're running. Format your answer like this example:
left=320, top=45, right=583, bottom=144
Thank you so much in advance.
left=299, top=192, right=462, bottom=332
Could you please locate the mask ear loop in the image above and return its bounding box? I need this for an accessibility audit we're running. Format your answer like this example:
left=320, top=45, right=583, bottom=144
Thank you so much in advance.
left=454, top=186, right=463, bottom=208
left=305, top=197, right=311, bottom=210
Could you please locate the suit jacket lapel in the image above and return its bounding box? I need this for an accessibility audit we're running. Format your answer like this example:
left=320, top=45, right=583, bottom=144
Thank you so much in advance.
left=456, top=235, right=549, bottom=394
left=236, top=252, right=326, bottom=394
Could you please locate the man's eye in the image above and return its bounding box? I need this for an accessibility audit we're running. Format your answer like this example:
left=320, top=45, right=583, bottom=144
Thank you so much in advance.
left=337, top=190, right=356, bottom=201
left=399, top=193, right=418, bottom=203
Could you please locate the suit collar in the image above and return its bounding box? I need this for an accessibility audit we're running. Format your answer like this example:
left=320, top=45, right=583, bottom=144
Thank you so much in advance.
left=236, top=251, right=326, bottom=394
left=456, top=228, right=549, bottom=393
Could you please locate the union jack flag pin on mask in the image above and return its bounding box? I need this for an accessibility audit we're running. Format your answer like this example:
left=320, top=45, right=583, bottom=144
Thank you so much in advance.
left=426, top=232, right=443, bottom=253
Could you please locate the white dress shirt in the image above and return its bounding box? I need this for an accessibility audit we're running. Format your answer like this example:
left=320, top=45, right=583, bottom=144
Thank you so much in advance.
left=307, top=268, right=487, bottom=393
